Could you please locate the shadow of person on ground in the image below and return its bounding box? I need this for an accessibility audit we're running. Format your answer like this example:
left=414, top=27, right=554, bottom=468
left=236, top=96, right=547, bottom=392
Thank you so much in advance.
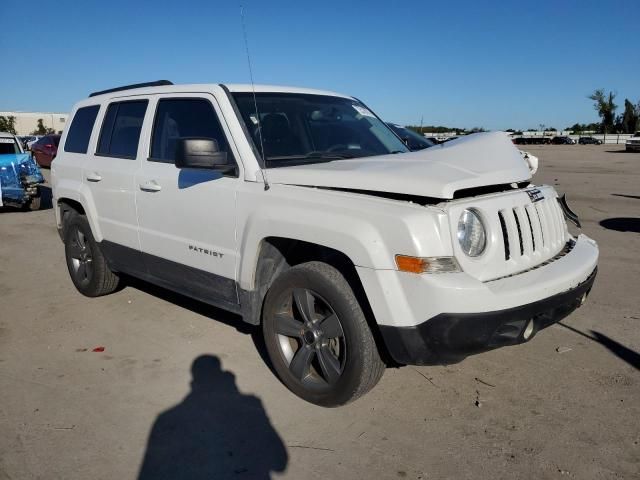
left=599, top=217, right=640, bottom=233
left=138, top=355, right=288, bottom=480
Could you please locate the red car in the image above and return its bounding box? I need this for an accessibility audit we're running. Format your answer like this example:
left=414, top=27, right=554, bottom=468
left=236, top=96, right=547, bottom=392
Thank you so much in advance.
left=31, top=134, right=61, bottom=167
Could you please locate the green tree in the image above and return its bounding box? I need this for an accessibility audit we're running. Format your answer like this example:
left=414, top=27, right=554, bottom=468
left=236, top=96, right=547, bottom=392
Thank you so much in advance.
left=588, top=89, right=617, bottom=134
left=620, top=99, right=639, bottom=134
left=32, top=118, right=54, bottom=135
left=0, top=115, right=17, bottom=134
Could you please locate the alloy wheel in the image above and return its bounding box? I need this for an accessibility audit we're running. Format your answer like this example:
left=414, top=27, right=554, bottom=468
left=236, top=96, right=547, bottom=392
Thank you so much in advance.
left=272, top=288, right=346, bottom=389
left=68, top=227, right=93, bottom=286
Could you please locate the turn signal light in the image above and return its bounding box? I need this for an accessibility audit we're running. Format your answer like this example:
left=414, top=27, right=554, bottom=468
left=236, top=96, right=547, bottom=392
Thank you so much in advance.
left=395, top=255, right=461, bottom=274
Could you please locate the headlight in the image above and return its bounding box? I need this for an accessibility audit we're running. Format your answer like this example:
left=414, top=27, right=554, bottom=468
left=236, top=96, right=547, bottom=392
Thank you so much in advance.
left=457, top=209, right=486, bottom=257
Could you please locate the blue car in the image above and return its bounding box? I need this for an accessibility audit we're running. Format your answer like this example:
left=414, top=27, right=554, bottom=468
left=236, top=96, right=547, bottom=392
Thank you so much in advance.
left=0, top=132, right=45, bottom=210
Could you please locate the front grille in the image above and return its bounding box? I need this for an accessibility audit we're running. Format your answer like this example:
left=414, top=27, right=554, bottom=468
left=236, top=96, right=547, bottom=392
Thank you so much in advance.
left=497, top=196, right=567, bottom=263
left=487, top=240, right=575, bottom=282
left=447, top=186, right=571, bottom=282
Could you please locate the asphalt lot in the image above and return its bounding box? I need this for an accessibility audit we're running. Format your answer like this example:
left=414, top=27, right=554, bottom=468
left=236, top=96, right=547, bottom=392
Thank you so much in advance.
left=1, top=145, right=638, bottom=480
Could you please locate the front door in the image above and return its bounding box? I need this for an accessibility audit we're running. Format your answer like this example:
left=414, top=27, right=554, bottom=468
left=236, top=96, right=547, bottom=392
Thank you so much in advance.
left=135, top=94, right=240, bottom=306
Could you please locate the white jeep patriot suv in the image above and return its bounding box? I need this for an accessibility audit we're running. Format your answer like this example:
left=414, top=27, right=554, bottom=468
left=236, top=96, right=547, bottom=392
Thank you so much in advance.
left=52, top=80, right=599, bottom=406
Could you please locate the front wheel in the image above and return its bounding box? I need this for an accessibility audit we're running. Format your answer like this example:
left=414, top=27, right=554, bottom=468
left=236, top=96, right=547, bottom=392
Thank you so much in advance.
left=262, top=262, right=385, bottom=407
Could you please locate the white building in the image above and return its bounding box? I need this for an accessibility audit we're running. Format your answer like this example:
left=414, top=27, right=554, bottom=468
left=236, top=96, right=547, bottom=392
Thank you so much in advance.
left=0, top=111, right=69, bottom=136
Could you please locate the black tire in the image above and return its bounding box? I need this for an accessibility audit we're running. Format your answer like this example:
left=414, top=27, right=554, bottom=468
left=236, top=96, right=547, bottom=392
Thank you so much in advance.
left=262, top=261, right=385, bottom=407
left=63, top=211, right=120, bottom=297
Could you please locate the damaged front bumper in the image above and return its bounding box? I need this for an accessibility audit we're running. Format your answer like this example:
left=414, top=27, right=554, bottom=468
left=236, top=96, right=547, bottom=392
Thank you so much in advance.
left=0, top=154, right=45, bottom=208
left=379, top=268, right=596, bottom=365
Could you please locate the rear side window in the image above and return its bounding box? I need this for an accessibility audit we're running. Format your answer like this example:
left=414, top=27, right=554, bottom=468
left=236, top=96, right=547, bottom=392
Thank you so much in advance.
left=64, top=106, right=99, bottom=153
left=149, top=98, right=232, bottom=163
left=97, top=100, right=148, bottom=158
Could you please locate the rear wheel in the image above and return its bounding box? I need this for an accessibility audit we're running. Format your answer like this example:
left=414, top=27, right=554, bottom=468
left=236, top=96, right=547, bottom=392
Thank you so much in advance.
left=63, top=212, right=120, bottom=297
left=262, top=262, right=385, bottom=407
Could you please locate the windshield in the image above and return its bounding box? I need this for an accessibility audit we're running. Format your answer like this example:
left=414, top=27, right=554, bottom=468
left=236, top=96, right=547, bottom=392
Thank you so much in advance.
left=232, top=93, right=408, bottom=167
left=0, top=137, right=22, bottom=154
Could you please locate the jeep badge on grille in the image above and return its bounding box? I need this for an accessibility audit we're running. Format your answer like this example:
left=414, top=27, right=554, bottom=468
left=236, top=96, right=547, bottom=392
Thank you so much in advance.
left=527, top=188, right=544, bottom=203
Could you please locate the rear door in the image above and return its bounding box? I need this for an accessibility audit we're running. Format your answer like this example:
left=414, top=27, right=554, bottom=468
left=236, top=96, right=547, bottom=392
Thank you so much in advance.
left=135, top=93, right=240, bottom=306
left=83, top=97, right=150, bottom=273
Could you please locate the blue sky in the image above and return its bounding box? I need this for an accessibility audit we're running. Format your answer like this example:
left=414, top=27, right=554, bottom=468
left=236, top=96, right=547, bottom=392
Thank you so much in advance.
left=1, top=0, right=638, bottom=130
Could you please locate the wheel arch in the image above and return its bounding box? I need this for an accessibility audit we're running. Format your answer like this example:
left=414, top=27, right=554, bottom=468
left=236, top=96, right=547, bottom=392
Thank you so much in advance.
left=239, top=236, right=393, bottom=363
left=54, top=181, right=102, bottom=242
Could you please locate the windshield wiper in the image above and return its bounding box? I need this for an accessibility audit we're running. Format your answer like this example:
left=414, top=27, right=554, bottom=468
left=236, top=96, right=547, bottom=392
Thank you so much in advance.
left=304, top=152, right=356, bottom=160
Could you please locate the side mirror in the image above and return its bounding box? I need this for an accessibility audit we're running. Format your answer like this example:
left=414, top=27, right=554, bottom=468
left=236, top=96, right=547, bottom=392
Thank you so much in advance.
left=175, top=138, right=234, bottom=173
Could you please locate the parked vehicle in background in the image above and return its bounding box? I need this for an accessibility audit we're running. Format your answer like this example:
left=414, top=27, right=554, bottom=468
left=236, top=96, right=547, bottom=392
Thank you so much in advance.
left=425, top=136, right=442, bottom=145
left=386, top=123, right=435, bottom=151
left=31, top=134, right=61, bottom=167
left=551, top=136, right=575, bottom=145
left=17, top=136, right=33, bottom=150
left=0, top=132, right=45, bottom=210
left=27, top=135, right=42, bottom=150
left=52, top=81, right=598, bottom=406
left=578, top=136, right=602, bottom=145
left=512, top=136, right=551, bottom=145
left=626, top=132, right=640, bottom=152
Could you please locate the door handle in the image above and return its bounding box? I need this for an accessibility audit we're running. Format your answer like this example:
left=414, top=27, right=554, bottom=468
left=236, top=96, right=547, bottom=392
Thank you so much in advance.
left=139, top=181, right=162, bottom=192
left=86, top=172, right=102, bottom=182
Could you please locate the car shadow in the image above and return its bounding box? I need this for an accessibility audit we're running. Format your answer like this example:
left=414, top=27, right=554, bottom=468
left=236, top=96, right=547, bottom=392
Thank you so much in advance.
left=558, top=323, right=640, bottom=370
left=605, top=150, right=635, bottom=154
left=137, top=354, right=288, bottom=480
left=599, top=217, right=640, bottom=233
left=611, top=193, right=640, bottom=200
left=119, top=276, right=274, bottom=373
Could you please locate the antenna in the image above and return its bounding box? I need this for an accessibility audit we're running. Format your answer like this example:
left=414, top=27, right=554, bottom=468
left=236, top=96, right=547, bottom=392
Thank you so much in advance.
left=240, top=5, right=270, bottom=191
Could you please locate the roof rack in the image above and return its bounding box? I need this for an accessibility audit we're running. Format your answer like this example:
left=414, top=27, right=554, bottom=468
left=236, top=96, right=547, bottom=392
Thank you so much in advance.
left=89, top=80, right=173, bottom=98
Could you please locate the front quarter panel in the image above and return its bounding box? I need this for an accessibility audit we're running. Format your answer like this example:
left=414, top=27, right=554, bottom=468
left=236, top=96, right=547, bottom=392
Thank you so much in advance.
left=236, top=183, right=452, bottom=290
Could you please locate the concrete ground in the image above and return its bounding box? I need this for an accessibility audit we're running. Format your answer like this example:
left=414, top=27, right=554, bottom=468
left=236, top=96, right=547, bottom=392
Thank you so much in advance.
left=1, top=145, right=638, bottom=480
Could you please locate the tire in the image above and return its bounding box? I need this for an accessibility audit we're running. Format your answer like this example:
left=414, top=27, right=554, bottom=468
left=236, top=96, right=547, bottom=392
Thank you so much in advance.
left=63, top=211, right=120, bottom=297
left=28, top=192, right=41, bottom=211
left=262, top=261, right=385, bottom=407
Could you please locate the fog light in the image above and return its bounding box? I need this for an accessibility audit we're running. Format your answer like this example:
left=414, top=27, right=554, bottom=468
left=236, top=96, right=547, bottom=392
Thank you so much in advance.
left=523, top=319, right=535, bottom=340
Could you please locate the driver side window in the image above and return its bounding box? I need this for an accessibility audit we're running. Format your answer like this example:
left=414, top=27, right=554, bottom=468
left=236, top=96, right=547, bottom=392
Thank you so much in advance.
left=149, top=98, right=233, bottom=164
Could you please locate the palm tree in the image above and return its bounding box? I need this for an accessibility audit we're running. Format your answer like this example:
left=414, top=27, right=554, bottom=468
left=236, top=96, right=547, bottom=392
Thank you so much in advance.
left=588, top=89, right=617, bottom=134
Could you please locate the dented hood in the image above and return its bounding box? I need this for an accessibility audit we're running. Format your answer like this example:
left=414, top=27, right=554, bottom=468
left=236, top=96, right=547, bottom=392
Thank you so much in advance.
left=266, top=132, right=531, bottom=199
